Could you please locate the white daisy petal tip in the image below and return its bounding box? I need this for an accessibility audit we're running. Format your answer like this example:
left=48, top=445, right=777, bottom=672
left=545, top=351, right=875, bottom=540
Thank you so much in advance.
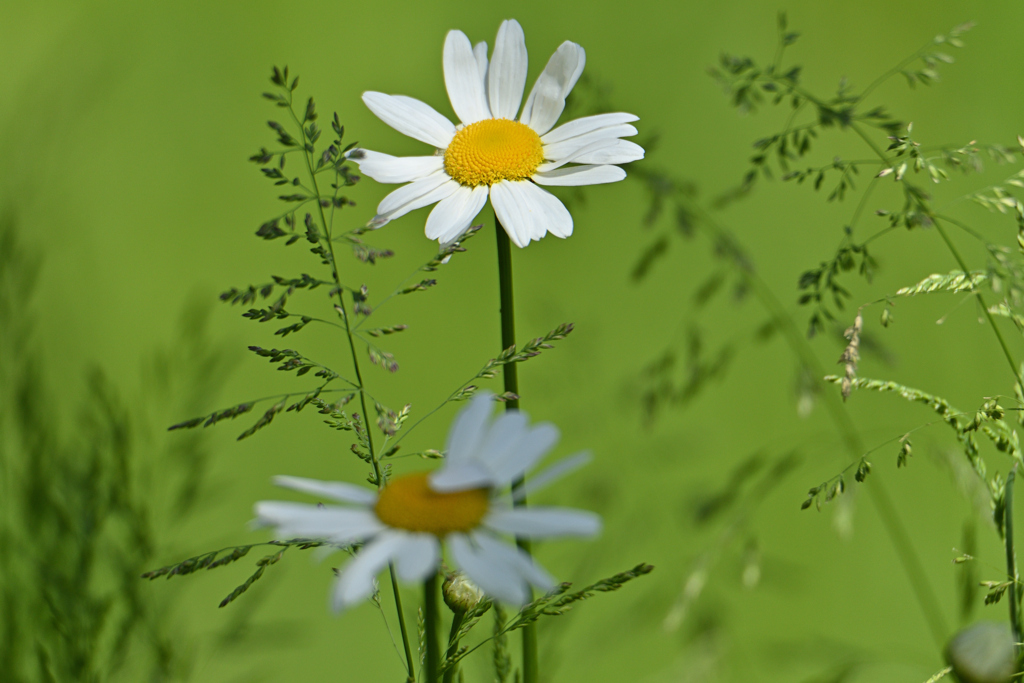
left=444, top=391, right=499, bottom=466
left=533, top=164, right=627, bottom=187
left=249, top=508, right=273, bottom=531
left=424, top=185, right=489, bottom=243
left=488, top=19, right=529, bottom=120
left=485, top=507, right=602, bottom=539
left=361, top=92, right=456, bottom=149
left=444, top=29, right=491, bottom=124
left=354, top=150, right=443, bottom=184
left=512, top=450, right=593, bottom=502
left=271, top=475, right=378, bottom=505
left=520, top=40, right=586, bottom=136
left=332, top=533, right=406, bottom=611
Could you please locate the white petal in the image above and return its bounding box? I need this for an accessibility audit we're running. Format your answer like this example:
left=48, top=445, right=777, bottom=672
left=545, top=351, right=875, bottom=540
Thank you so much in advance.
left=430, top=460, right=493, bottom=492
left=485, top=507, right=601, bottom=538
left=333, top=531, right=406, bottom=611
left=376, top=172, right=459, bottom=222
left=254, top=502, right=384, bottom=543
left=362, top=92, right=456, bottom=148
left=488, top=19, right=528, bottom=119
left=354, top=150, right=442, bottom=184
left=542, top=124, right=638, bottom=161
left=424, top=184, right=490, bottom=244
left=520, top=41, right=586, bottom=136
left=536, top=138, right=620, bottom=173
left=273, top=475, right=378, bottom=505
left=541, top=112, right=639, bottom=145
left=491, top=180, right=573, bottom=246
left=489, top=182, right=529, bottom=247
left=473, top=531, right=555, bottom=596
left=477, top=411, right=530, bottom=471
left=513, top=451, right=591, bottom=502
left=495, top=539, right=556, bottom=593
left=572, top=139, right=645, bottom=165
left=473, top=42, right=489, bottom=82
left=533, top=164, right=626, bottom=187
left=449, top=532, right=529, bottom=605
left=489, top=423, right=559, bottom=484
left=444, top=391, right=495, bottom=466
left=392, top=533, right=441, bottom=582
left=445, top=31, right=491, bottom=124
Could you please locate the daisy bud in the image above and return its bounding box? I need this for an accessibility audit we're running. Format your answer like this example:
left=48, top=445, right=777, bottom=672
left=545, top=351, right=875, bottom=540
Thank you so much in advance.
left=945, top=621, right=1014, bottom=683
left=443, top=572, right=484, bottom=614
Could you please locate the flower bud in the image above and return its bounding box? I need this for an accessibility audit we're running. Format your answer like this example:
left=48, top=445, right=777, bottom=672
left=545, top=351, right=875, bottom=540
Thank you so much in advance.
left=443, top=572, right=484, bottom=614
left=945, top=621, right=1015, bottom=683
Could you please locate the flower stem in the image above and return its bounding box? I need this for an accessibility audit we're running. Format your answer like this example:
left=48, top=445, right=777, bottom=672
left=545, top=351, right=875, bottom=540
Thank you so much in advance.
left=493, top=215, right=538, bottom=683
left=494, top=216, right=521, bottom=413
left=441, top=611, right=465, bottom=683
left=1005, top=467, right=1021, bottom=652
left=424, top=573, right=441, bottom=683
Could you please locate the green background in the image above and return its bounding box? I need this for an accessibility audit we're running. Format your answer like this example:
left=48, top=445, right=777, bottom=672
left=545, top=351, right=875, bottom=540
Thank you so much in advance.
left=4, top=1, right=1024, bottom=681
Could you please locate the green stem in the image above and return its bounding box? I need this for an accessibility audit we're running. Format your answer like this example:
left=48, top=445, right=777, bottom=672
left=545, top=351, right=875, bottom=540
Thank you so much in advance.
left=291, top=98, right=415, bottom=680
left=424, top=573, right=441, bottom=683
left=441, top=611, right=466, bottom=683
left=1006, top=467, right=1021, bottom=651
left=857, top=37, right=937, bottom=103
left=494, top=215, right=538, bottom=683
left=932, top=217, right=1023, bottom=389
left=494, top=216, right=520, bottom=413
left=390, top=563, right=416, bottom=683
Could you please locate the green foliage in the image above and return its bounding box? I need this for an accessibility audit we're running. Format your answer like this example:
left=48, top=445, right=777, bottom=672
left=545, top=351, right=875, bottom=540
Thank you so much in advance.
left=622, top=14, right=1024, bottom=668
left=439, top=323, right=575, bottom=406
left=0, top=215, right=235, bottom=681
left=892, top=270, right=987, bottom=297
left=510, top=563, right=655, bottom=623
left=248, top=345, right=344, bottom=381
left=144, top=540, right=325, bottom=609
left=443, top=564, right=655, bottom=672
left=830, top=376, right=1017, bottom=459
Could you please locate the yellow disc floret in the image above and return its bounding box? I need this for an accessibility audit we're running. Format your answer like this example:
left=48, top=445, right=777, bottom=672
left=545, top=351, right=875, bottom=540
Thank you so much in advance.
left=444, top=118, right=544, bottom=187
left=374, top=472, right=489, bottom=536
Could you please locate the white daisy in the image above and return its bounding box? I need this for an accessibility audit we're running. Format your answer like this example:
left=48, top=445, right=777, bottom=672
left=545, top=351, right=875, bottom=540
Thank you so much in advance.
left=352, top=18, right=644, bottom=248
left=254, top=392, right=600, bottom=611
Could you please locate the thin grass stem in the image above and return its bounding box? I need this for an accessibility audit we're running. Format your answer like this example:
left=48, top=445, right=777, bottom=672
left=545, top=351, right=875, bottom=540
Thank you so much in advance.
left=390, top=563, right=417, bottom=683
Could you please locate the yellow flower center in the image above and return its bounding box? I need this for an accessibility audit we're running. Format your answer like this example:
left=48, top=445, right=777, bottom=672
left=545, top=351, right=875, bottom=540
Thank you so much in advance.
left=374, top=472, right=489, bottom=536
left=444, top=118, right=544, bottom=187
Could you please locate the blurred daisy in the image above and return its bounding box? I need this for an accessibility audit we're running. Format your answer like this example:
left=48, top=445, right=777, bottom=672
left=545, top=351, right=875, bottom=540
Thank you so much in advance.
left=353, top=19, right=643, bottom=247
left=255, top=392, right=600, bottom=611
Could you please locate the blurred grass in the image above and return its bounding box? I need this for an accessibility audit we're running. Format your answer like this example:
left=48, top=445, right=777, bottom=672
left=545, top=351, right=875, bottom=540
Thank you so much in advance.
left=4, top=1, right=1024, bottom=681
left=0, top=213, right=241, bottom=681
